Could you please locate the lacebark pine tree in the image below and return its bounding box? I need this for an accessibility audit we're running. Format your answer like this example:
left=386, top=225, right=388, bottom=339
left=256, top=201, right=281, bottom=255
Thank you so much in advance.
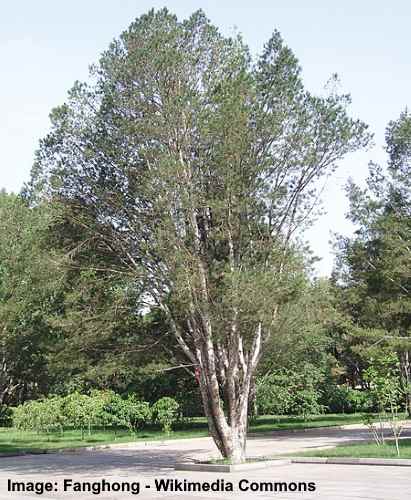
left=28, top=9, right=370, bottom=462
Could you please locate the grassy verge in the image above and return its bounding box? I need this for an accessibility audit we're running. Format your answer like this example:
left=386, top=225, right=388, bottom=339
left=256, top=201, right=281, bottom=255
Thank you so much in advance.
left=247, top=413, right=368, bottom=433
left=0, top=427, right=209, bottom=454
left=0, top=413, right=375, bottom=455
left=296, top=438, right=411, bottom=459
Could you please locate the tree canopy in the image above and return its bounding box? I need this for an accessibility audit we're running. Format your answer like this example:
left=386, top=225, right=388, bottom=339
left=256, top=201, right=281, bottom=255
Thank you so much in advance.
left=26, top=9, right=371, bottom=462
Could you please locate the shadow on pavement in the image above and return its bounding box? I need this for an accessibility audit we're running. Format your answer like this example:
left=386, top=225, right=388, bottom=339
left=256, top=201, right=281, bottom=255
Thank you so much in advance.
left=0, top=447, right=206, bottom=476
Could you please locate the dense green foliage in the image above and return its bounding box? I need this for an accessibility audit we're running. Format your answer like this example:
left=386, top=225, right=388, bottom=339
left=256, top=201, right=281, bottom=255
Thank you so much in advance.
left=256, top=366, right=325, bottom=419
left=0, top=193, right=63, bottom=404
left=152, top=397, right=180, bottom=434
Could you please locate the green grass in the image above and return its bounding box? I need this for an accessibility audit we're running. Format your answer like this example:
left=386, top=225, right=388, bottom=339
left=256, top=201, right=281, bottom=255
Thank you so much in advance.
left=0, top=413, right=374, bottom=455
left=0, top=426, right=208, bottom=454
left=297, top=438, right=411, bottom=459
left=247, top=413, right=367, bottom=433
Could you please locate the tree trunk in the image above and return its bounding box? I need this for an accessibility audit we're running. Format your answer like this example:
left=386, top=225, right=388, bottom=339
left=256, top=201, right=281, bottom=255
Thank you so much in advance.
left=399, top=350, right=411, bottom=417
left=192, top=324, right=262, bottom=464
left=248, top=377, right=258, bottom=419
left=198, top=371, right=249, bottom=464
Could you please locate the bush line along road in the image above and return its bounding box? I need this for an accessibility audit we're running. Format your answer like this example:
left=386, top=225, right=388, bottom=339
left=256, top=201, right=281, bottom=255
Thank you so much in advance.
left=0, top=412, right=375, bottom=455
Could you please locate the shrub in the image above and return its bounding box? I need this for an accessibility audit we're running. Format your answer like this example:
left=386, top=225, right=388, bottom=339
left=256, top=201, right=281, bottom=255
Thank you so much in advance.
left=121, top=395, right=151, bottom=433
left=63, top=393, right=97, bottom=438
left=256, top=373, right=292, bottom=415
left=256, top=366, right=324, bottom=419
left=152, top=397, right=179, bottom=434
left=12, top=391, right=130, bottom=438
left=321, top=382, right=375, bottom=414
left=87, top=391, right=151, bottom=433
left=12, top=402, right=34, bottom=431
left=90, top=390, right=125, bottom=428
left=290, top=387, right=325, bottom=420
left=345, top=387, right=374, bottom=413
left=362, top=353, right=405, bottom=456
left=13, top=397, right=66, bottom=434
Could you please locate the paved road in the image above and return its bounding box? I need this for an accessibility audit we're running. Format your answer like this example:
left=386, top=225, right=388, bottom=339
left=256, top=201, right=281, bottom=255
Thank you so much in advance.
left=0, top=425, right=410, bottom=500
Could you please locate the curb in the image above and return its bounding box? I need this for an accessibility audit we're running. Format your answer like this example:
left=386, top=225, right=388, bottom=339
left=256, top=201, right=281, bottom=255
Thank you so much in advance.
left=247, top=426, right=348, bottom=437
left=175, top=459, right=291, bottom=473
left=291, top=457, right=411, bottom=467
left=0, top=448, right=89, bottom=458
left=0, top=437, right=211, bottom=458
left=0, top=445, right=123, bottom=458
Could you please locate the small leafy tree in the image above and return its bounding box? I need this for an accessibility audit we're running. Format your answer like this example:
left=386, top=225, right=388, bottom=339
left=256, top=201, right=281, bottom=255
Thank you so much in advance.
left=63, top=393, right=96, bottom=439
left=152, top=397, right=179, bottom=434
left=121, top=395, right=151, bottom=433
left=13, top=401, right=38, bottom=431
left=88, top=390, right=122, bottom=430
left=87, top=390, right=152, bottom=435
left=13, top=397, right=66, bottom=435
left=40, top=397, right=67, bottom=435
left=363, top=353, right=405, bottom=455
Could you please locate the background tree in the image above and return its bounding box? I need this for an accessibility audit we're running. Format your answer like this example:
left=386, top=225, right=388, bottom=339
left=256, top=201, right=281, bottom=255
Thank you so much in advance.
left=28, top=9, right=370, bottom=462
left=256, top=277, right=334, bottom=414
left=334, top=110, right=411, bottom=415
left=258, top=277, right=333, bottom=377
left=41, top=203, right=186, bottom=405
left=0, top=191, right=175, bottom=405
left=0, top=192, right=61, bottom=404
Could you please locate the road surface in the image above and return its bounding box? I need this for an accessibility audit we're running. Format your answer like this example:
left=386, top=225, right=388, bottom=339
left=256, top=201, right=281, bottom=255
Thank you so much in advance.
left=0, top=425, right=409, bottom=499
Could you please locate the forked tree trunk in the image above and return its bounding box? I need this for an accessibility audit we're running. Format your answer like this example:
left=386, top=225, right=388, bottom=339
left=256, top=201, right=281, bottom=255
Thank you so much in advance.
left=192, top=325, right=262, bottom=464
left=163, top=302, right=263, bottom=464
left=198, top=366, right=250, bottom=463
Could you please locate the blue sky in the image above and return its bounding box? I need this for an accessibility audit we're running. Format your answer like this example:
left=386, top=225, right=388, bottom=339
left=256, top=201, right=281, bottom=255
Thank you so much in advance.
left=1, top=1, right=410, bottom=275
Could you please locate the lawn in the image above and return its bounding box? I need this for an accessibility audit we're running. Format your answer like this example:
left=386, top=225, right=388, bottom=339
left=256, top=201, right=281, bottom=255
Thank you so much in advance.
left=298, top=438, right=411, bottom=459
left=247, top=413, right=366, bottom=433
left=0, top=413, right=373, bottom=455
left=0, top=426, right=208, bottom=454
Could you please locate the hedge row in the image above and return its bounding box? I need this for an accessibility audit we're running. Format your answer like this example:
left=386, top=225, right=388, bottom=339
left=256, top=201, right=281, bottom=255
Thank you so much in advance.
left=12, top=391, right=179, bottom=437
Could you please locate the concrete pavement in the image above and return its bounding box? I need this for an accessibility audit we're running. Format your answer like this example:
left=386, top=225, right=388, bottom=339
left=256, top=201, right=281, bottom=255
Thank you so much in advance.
left=0, top=424, right=410, bottom=499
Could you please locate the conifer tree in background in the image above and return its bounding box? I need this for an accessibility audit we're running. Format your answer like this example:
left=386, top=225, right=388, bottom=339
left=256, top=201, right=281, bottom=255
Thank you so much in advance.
left=335, top=111, right=411, bottom=416
left=28, top=9, right=369, bottom=462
